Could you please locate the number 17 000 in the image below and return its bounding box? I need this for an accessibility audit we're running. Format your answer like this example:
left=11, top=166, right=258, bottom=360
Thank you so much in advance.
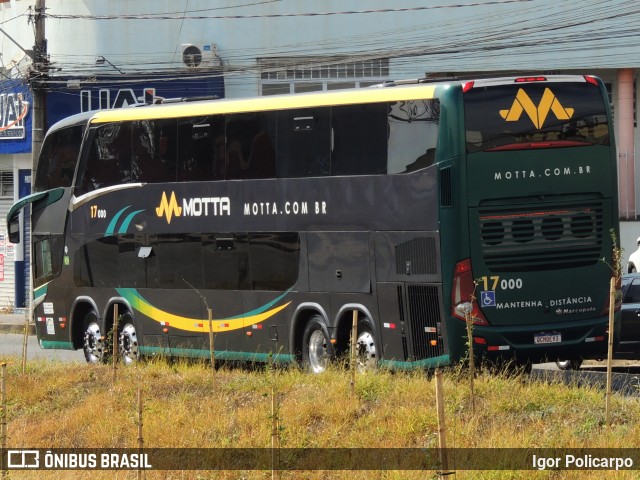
left=479, top=276, right=523, bottom=291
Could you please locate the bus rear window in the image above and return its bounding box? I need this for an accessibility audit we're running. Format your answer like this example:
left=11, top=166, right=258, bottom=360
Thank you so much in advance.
left=464, top=81, right=609, bottom=153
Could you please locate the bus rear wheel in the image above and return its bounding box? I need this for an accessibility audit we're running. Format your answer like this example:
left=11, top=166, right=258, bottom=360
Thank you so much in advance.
left=83, top=311, right=107, bottom=365
left=355, top=322, right=378, bottom=372
left=302, top=316, right=334, bottom=373
left=118, top=313, right=139, bottom=365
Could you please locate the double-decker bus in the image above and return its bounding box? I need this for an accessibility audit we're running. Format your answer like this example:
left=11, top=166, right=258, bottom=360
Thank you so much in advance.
left=8, top=75, right=618, bottom=370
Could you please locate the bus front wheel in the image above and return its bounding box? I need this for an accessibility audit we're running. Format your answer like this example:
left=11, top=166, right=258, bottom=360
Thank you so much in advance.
left=302, top=316, right=334, bottom=373
left=82, top=311, right=107, bottom=365
left=118, top=313, right=139, bottom=365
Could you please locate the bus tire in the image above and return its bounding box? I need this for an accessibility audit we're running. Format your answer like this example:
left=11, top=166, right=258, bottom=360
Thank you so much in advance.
left=118, top=312, right=140, bottom=365
left=301, top=316, right=334, bottom=373
left=355, top=320, right=378, bottom=372
left=82, top=310, right=107, bottom=365
left=556, top=359, right=582, bottom=370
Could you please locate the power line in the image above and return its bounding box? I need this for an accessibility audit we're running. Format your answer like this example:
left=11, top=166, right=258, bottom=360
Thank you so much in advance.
left=44, top=0, right=536, bottom=20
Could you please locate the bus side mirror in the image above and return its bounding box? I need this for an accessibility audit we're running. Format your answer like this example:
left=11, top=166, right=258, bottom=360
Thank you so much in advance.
left=8, top=213, right=20, bottom=244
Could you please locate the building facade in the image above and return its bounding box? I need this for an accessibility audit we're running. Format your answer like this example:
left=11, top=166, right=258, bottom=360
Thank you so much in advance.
left=0, top=0, right=638, bottom=308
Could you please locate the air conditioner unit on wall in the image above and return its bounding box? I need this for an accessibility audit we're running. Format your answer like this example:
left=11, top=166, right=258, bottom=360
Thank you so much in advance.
left=181, top=43, right=221, bottom=68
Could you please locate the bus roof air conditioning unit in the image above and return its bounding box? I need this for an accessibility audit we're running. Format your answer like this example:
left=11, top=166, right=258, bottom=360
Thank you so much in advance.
left=181, top=43, right=220, bottom=68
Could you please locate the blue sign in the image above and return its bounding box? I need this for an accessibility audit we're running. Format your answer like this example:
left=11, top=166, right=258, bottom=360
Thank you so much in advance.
left=0, top=81, right=32, bottom=154
left=46, top=73, right=225, bottom=129
left=480, top=291, right=496, bottom=308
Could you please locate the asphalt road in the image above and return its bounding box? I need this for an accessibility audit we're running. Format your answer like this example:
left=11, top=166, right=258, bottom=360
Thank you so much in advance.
left=0, top=333, right=86, bottom=363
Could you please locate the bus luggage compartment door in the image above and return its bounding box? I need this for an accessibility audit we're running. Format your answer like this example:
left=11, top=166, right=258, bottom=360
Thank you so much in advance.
left=307, top=232, right=371, bottom=293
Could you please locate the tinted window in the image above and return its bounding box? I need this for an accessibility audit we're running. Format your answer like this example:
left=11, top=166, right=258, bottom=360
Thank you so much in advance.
left=202, top=234, right=249, bottom=290
left=177, top=116, right=224, bottom=181
left=226, top=112, right=276, bottom=179
left=331, top=103, right=388, bottom=175
left=464, top=81, right=610, bottom=153
left=249, top=233, right=300, bottom=290
left=132, top=119, right=178, bottom=183
left=118, top=234, right=147, bottom=288
left=80, top=123, right=133, bottom=193
left=35, top=125, right=84, bottom=192
left=148, top=234, right=203, bottom=289
left=277, top=108, right=330, bottom=177
left=389, top=100, right=440, bottom=173
left=73, top=236, right=118, bottom=287
left=33, top=235, right=64, bottom=287
left=75, top=232, right=299, bottom=291
left=76, top=97, right=441, bottom=193
left=624, top=279, right=640, bottom=304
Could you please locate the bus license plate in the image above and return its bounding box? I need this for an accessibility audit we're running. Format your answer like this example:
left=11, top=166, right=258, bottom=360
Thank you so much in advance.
left=534, top=333, right=562, bottom=344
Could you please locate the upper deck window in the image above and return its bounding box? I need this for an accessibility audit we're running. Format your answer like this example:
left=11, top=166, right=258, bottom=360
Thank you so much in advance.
left=76, top=97, right=441, bottom=194
left=35, top=125, right=85, bottom=192
left=464, top=81, right=609, bottom=153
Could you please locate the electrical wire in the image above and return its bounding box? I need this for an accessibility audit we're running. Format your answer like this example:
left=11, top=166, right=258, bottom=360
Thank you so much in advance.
left=2, top=0, right=638, bottom=94
left=44, top=0, right=537, bottom=21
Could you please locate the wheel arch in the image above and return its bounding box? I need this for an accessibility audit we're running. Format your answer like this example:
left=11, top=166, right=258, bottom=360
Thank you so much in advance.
left=334, top=303, right=376, bottom=356
left=289, top=303, right=330, bottom=362
left=102, top=297, right=135, bottom=332
left=70, top=296, right=100, bottom=349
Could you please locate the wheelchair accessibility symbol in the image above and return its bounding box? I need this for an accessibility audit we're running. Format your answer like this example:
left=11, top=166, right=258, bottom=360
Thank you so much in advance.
left=480, top=291, right=496, bottom=307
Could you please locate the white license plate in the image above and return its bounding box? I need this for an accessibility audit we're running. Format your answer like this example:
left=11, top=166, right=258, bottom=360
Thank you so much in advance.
left=534, top=333, right=562, bottom=344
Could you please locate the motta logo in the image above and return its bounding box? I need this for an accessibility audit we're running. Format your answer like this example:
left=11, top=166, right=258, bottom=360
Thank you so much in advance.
left=156, top=191, right=231, bottom=224
left=499, top=88, right=574, bottom=129
left=155, top=191, right=182, bottom=224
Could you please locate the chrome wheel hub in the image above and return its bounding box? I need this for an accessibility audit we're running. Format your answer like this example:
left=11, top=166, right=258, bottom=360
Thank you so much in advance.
left=83, top=322, right=104, bottom=364
left=356, top=331, right=377, bottom=372
left=119, top=323, right=139, bottom=365
left=308, top=330, right=329, bottom=373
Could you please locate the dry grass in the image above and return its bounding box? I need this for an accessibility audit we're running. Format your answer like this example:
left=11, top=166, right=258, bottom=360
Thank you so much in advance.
left=1, top=357, right=639, bottom=479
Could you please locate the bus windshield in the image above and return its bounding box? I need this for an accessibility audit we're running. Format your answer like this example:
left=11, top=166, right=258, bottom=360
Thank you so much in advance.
left=464, top=79, right=610, bottom=153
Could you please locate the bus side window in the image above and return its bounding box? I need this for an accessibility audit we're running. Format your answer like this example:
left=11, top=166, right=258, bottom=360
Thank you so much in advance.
left=277, top=108, right=330, bottom=178
left=330, top=103, right=388, bottom=176
left=80, top=123, right=132, bottom=193
left=177, top=116, right=223, bottom=182
left=33, top=235, right=64, bottom=286
left=249, top=233, right=300, bottom=290
left=132, top=120, right=178, bottom=183
left=388, top=99, right=440, bottom=173
left=226, top=112, right=276, bottom=180
left=202, top=234, right=249, bottom=290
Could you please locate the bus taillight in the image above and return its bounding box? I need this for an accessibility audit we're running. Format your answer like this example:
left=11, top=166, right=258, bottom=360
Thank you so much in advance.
left=514, top=76, right=547, bottom=83
left=584, top=75, right=599, bottom=86
left=462, top=81, right=475, bottom=93
left=452, top=259, right=488, bottom=325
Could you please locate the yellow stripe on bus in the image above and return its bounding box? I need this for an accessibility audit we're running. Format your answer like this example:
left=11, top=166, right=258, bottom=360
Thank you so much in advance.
left=89, top=84, right=437, bottom=124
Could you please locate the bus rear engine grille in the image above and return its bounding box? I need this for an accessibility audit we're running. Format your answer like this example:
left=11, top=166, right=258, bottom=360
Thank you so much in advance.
left=478, top=203, right=604, bottom=272
left=407, top=285, right=444, bottom=360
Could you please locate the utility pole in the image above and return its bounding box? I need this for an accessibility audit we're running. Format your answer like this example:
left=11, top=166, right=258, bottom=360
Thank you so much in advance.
left=22, top=0, right=47, bottom=365
left=32, top=0, right=47, bottom=175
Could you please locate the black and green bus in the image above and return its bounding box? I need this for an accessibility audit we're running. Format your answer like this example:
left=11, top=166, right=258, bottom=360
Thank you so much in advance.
left=8, top=74, right=619, bottom=370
